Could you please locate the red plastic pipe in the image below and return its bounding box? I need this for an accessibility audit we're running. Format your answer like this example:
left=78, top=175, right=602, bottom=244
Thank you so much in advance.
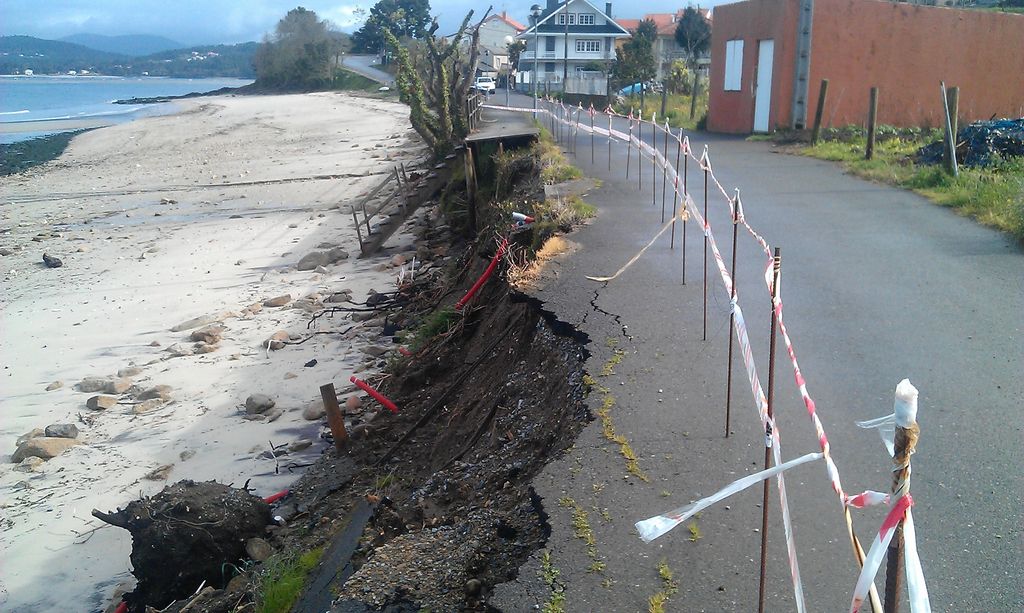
left=350, top=376, right=399, bottom=413
left=114, top=603, right=128, bottom=613
left=264, top=489, right=290, bottom=504
left=455, top=237, right=509, bottom=311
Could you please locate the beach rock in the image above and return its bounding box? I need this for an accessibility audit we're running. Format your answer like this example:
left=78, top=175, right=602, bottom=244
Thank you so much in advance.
left=284, top=372, right=298, bottom=379
left=265, top=408, right=284, bottom=423
left=391, top=254, right=407, bottom=267
left=193, top=342, right=219, bottom=354
left=263, top=294, right=292, bottom=307
left=326, top=291, right=352, bottom=303
left=302, top=400, right=325, bottom=421
left=45, top=380, right=63, bottom=391
left=12, top=437, right=81, bottom=462
left=363, top=345, right=388, bottom=357
left=87, top=395, right=118, bottom=410
left=327, top=247, right=350, bottom=263
left=144, top=464, right=174, bottom=481
left=314, top=265, right=329, bottom=274
left=246, top=537, right=274, bottom=562
left=42, top=253, right=63, bottom=268
left=15, top=456, right=45, bottom=472
left=245, top=394, right=275, bottom=415
left=170, top=314, right=219, bottom=332
left=179, top=450, right=196, bottom=461
left=296, top=251, right=329, bottom=271
left=16, top=428, right=45, bottom=447
left=105, top=378, right=133, bottom=394
left=266, top=330, right=289, bottom=350
left=165, top=343, right=194, bottom=358
left=346, top=395, right=362, bottom=413
left=244, top=302, right=263, bottom=315
left=292, top=297, right=323, bottom=313
left=149, top=340, right=161, bottom=347
left=44, top=423, right=79, bottom=439
left=133, top=399, right=167, bottom=414
left=76, top=246, right=90, bottom=253
left=189, top=325, right=225, bottom=344
left=0, top=248, right=12, bottom=256
left=288, top=439, right=313, bottom=452
left=117, top=366, right=143, bottom=378
left=76, top=376, right=112, bottom=393
left=243, top=414, right=267, bottom=421
left=138, top=385, right=173, bottom=401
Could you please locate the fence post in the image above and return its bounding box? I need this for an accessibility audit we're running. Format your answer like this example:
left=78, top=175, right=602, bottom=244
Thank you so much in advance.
left=591, top=107, right=596, bottom=164
left=607, top=112, right=613, bottom=172
left=464, top=145, right=478, bottom=234
left=757, top=247, right=782, bottom=613
left=811, top=79, right=829, bottom=145
left=725, top=192, right=741, bottom=438
left=702, top=148, right=709, bottom=341
left=866, top=86, right=878, bottom=160
left=942, top=82, right=959, bottom=178
left=626, top=112, right=633, bottom=179
left=320, top=383, right=349, bottom=452
left=661, top=120, right=670, bottom=223
left=638, top=111, right=643, bottom=191
left=682, top=139, right=688, bottom=285
left=651, top=114, right=658, bottom=207
left=883, top=381, right=921, bottom=613
left=670, top=129, right=682, bottom=249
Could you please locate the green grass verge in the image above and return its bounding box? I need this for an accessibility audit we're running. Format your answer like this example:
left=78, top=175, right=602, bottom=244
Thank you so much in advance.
left=800, top=138, right=1024, bottom=240
left=255, top=547, right=325, bottom=613
left=612, top=92, right=708, bottom=131
left=332, top=67, right=385, bottom=93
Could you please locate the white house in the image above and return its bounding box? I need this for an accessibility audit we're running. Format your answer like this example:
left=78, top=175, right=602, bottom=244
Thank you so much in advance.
left=518, top=0, right=631, bottom=94
left=475, top=12, right=527, bottom=76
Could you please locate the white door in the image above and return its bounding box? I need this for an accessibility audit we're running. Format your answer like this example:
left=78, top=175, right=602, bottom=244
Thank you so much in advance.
left=753, top=39, right=774, bottom=132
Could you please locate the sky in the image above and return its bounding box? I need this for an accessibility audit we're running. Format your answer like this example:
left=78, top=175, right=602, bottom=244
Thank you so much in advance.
left=0, top=1, right=723, bottom=46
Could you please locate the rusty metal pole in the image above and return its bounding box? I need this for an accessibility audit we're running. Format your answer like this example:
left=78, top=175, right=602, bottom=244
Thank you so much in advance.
left=702, top=150, right=709, bottom=341
left=626, top=112, right=633, bottom=180
left=320, top=383, right=349, bottom=452
left=670, top=129, right=682, bottom=248
left=682, top=141, right=688, bottom=285
left=651, top=115, right=658, bottom=207
left=725, top=193, right=741, bottom=437
left=591, top=109, right=596, bottom=164
left=757, top=247, right=782, bottom=613
left=661, top=121, right=670, bottom=223
left=866, top=86, right=879, bottom=160
left=638, top=112, right=644, bottom=192
left=884, top=381, right=921, bottom=613
left=607, top=113, right=612, bottom=172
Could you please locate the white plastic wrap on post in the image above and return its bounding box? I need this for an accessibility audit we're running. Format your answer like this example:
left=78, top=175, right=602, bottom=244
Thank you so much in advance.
left=856, top=378, right=918, bottom=457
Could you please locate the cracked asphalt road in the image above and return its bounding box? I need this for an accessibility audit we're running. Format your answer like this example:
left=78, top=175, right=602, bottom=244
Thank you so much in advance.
left=490, top=94, right=1023, bottom=612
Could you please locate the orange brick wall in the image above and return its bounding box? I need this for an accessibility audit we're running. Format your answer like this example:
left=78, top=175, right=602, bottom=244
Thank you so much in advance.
left=708, top=0, right=1024, bottom=133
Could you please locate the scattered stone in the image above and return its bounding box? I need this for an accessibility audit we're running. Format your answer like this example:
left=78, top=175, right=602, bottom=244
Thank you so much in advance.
left=189, top=325, right=225, bottom=344
left=304, top=359, right=318, bottom=368
left=45, top=380, right=63, bottom=391
left=144, top=464, right=174, bottom=480
left=0, top=248, right=12, bottom=256
left=170, top=314, right=219, bottom=332
left=87, top=395, right=118, bottom=410
left=134, top=399, right=167, bottom=414
left=266, top=330, right=290, bottom=350
left=16, top=428, right=45, bottom=447
left=288, top=439, right=313, bottom=452
left=149, top=340, right=161, bottom=347
left=245, top=537, right=274, bottom=562
left=301, top=400, right=325, bottom=421
left=165, top=343, right=194, bottom=358
left=263, top=294, right=292, bottom=307
left=117, top=366, right=143, bottom=378
left=391, top=253, right=407, bottom=267
left=193, top=342, right=218, bottom=354
left=325, top=291, right=352, bottom=303
left=44, top=423, right=79, bottom=439
left=42, top=253, right=63, bottom=268
left=345, top=395, right=362, bottom=413
left=284, top=372, right=298, bottom=379
left=363, top=345, right=388, bottom=357
left=105, top=378, right=133, bottom=394
left=76, top=246, right=90, bottom=253
left=296, top=252, right=327, bottom=271
left=245, top=394, right=275, bottom=415
left=244, top=302, right=263, bottom=315
left=12, top=437, right=81, bottom=462
left=465, top=578, right=482, bottom=596
left=265, top=408, right=284, bottom=422
left=314, top=265, right=329, bottom=274
left=76, top=376, right=112, bottom=393
left=138, top=385, right=173, bottom=401
left=15, top=456, right=45, bottom=472
left=243, top=414, right=267, bottom=421
left=179, top=449, right=196, bottom=461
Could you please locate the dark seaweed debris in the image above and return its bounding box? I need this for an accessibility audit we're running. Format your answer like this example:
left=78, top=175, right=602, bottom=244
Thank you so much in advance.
left=917, top=118, right=1024, bottom=167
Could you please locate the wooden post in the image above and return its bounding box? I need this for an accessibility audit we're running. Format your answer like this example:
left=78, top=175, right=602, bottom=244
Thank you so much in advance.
left=689, top=72, right=701, bottom=120
left=942, top=83, right=960, bottom=177
left=811, top=79, right=829, bottom=145
left=661, top=85, right=668, bottom=119
left=883, top=381, right=921, bottom=613
left=320, top=383, right=349, bottom=452
left=866, top=86, right=878, bottom=160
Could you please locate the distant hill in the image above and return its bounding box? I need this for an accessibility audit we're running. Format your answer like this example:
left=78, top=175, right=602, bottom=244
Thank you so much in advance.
left=61, top=33, right=184, bottom=57
left=0, top=36, right=256, bottom=78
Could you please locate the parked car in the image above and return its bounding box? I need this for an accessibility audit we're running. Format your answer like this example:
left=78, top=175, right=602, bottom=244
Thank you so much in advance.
left=616, top=81, right=661, bottom=97
left=473, top=76, right=496, bottom=95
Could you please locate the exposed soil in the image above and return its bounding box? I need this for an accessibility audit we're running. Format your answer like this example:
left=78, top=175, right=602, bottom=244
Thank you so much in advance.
left=108, top=139, right=595, bottom=613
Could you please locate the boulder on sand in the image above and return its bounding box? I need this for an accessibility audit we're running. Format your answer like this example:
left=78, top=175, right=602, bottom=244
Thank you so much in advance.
left=263, top=294, right=292, bottom=308
left=12, top=437, right=81, bottom=462
left=245, top=394, right=275, bottom=414
left=44, top=423, right=79, bottom=439
left=87, top=395, right=118, bottom=410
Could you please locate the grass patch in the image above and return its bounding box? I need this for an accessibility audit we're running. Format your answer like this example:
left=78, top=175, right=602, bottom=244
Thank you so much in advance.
left=591, top=349, right=649, bottom=481
left=255, top=547, right=324, bottom=613
left=647, top=559, right=680, bottom=613
left=613, top=92, right=709, bottom=132
left=799, top=130, right=1024, bottom=240
left=331, top=67, right=384, bottom=93
left=537, top=127, right=584, bottom=184
left=558, top=497, right=604, bottom=571
left=540, top=550, right=566, bottom=613
left=408, top=307, right=458, bottom=351
left=687, top=519, right=702, bottom=542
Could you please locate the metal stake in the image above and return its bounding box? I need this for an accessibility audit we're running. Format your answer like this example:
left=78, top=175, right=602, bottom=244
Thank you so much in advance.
left=661, top=121, right=670, bottom=222
left=638, top=112, right=643, bottom=191
left=702, top=151, right=709, bottom=341
left=757, top=247, right=782, bottom=613
left=591, top=108, right=595, bottom=164
left=670, top=129, right=681, bottom=248
left=682, top=141, right=688, bottom=284
left=626, top=113, right=632, bottom=179
left=725, top=193, right=741, bottom=438
left=607, top=113, right=612, bottom=172
left=652, top=117, right=658, bottom=207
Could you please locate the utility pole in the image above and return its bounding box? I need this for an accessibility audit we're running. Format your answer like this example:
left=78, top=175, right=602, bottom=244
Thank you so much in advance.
left=563, top=0, right=570, bottom=94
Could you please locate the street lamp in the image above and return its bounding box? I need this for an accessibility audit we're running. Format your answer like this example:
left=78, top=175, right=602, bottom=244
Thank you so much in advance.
left=530, top=4, right=542, bottom=117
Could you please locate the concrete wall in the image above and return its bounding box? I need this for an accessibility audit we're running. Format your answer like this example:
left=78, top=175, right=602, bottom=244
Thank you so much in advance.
left=708, top=0, right=1024, bottom=133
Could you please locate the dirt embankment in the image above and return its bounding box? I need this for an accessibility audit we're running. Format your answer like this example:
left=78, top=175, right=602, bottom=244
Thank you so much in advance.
left=99, top=136, right=595, bottom=613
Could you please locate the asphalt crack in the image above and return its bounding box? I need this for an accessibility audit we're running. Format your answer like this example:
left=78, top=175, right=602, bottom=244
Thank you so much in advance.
left=587, top=287, right=632, bottom=340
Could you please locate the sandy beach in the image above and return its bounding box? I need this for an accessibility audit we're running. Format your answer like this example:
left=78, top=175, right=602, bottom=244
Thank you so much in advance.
left=0, top=92, right=427, bottom=610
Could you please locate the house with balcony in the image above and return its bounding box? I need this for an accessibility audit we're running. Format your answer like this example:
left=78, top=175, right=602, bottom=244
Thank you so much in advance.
left=517, top=0, right=631, bottom=95
left=474, top=11, right=527, bottom=77
left=616, top=8, right=712, bottom=82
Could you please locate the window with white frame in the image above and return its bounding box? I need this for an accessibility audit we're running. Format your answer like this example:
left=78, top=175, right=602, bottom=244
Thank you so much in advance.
left=557, top=13, right=577, bottom=25
left=578, top=14, right=595, bottom=25
left=724, top=39, right=744, bottom=91
left=576, top=39, right=601, bottom=53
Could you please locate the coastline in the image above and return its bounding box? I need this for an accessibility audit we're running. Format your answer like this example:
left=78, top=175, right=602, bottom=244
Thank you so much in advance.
left=0, top=92, right=426, bottom=610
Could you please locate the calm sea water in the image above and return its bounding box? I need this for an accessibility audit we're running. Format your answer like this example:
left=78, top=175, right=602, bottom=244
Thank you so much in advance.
left=0, top=75, right=253, bottom=143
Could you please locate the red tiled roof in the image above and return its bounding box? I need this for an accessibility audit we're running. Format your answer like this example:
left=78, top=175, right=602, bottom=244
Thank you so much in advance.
left=491, top=11, right=527, bottom=32
left=615, top=18, right=641, bottom=31
left=618, top=9, right=712, bottom=37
